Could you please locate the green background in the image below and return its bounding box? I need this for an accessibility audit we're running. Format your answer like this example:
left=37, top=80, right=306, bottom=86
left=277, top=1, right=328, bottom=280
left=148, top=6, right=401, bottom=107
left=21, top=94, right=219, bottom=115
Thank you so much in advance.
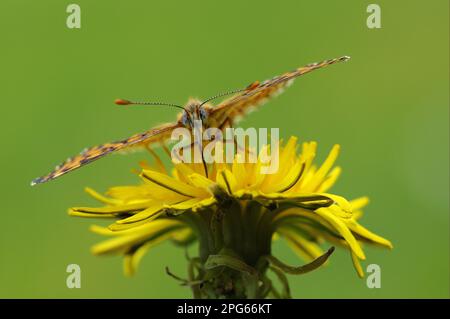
left=0, top=0, right=448, bottom=298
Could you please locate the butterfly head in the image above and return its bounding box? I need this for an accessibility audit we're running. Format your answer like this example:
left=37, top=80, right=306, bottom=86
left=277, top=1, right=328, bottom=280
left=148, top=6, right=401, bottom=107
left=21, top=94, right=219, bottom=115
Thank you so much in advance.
left=180, top=98, right=209, bottom=128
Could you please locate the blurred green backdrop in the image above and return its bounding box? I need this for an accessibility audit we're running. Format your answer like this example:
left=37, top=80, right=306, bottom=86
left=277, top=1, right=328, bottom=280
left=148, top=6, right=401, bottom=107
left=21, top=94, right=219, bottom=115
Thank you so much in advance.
left=0, top=0, right=448, bottom=298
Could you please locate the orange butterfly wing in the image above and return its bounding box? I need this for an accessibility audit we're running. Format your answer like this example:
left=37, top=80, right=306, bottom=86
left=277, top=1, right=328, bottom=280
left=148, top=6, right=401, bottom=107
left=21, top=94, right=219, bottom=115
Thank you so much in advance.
left=31, top=122, right=181, bottom=185
left=209, top=56, right=350, bottom=125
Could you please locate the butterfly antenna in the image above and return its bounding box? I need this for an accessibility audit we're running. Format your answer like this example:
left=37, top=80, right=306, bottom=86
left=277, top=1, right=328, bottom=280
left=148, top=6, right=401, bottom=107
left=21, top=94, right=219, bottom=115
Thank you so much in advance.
left=200, top=87, right=249, bottom=107
left=115, top=99, right=186, bottom=111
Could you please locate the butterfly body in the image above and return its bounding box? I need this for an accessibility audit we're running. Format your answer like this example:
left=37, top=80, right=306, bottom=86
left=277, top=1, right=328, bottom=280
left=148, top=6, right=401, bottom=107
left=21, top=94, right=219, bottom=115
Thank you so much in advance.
left=31, top=56, right=350, bottom=186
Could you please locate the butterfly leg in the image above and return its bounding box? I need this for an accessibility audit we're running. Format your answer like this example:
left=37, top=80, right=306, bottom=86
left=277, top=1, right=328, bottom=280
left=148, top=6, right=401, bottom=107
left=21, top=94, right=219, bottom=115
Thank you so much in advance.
left=219, top=117, right=256, bottom=162
left=170, top=139, right=209, bottom=178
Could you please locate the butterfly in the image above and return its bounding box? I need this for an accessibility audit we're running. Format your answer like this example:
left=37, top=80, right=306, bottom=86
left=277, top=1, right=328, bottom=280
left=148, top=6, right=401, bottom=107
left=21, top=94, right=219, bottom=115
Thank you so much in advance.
left=31, top=56, right=350, bottom=186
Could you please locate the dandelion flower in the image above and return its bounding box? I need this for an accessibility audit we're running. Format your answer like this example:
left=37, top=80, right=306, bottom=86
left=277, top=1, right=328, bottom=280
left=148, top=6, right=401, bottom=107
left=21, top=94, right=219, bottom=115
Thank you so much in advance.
left=69, top=136, right=392, bottom=298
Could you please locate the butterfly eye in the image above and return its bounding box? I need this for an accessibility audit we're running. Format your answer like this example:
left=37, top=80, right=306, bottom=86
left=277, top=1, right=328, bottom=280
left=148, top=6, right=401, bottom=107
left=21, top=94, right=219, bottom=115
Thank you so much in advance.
left=181, top=112, right=190, bottom=126
left=199, top=107, right=208, bottom=121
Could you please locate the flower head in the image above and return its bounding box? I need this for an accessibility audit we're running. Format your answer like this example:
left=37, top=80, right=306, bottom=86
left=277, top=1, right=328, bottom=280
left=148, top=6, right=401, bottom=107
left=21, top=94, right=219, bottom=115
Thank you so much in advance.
left=69, top=137, right=392, bottom=298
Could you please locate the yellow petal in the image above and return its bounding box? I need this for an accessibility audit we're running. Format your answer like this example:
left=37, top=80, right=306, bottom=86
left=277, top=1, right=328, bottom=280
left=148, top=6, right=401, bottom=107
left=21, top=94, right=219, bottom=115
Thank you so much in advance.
left=274, top=209, right=341, bottom=243
left=174, top=163, right=197, bottom=184
left=232, top=155, right=247, bottom=189
left=262, top=160, right=304, bottom=194
left=350, top=196, right=370, bottom=211
left=297, top=165, right=316, bottom=190
left=241, top=145, right=270, bottom=189
left=171, top=228, right=193, bottom=242
left=108, top=219, right=155, bottom=231
left=216, top=169, right=238, bottom=194
left=68, top=210, right=117, bottom=218
left=322, top=195, right=352, bottom=218
left=257, top=192, right=332, bottom=205
left=106, top=185, right=154, bottom=202
left=69, top=201, right=152, bottom=217
left=84, top=187, right=119, bottom=205
left=317, top=167, right=341, bottom=193
left=278, top=137, right=298, bottom=170
left=350, top=251, right=365, bottom=278
left=315, top=207, right=366, bottom=260
left=352, top=210, right=364, bottom=220
left=91, top=219, right=182, bottom=255
left=141, top=170, right=207, bottom=198
left=187, top=173, right=215, bottom=192
left=304, top=144, right=340, bottom=192
left=116, top=204, right=164, bottom=224
left=262, top=137, right=298, bottom=187
left=165, top=197, right=215, bottom=211
left=346, top=220, right=393, bottom=249
left=90, top=225, right=116, bottom=236
left=124, top=231, right=175, bottom=276
left=280, top=229, right=325, bottom=262
left=299, top=141, right=317, bottom=176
